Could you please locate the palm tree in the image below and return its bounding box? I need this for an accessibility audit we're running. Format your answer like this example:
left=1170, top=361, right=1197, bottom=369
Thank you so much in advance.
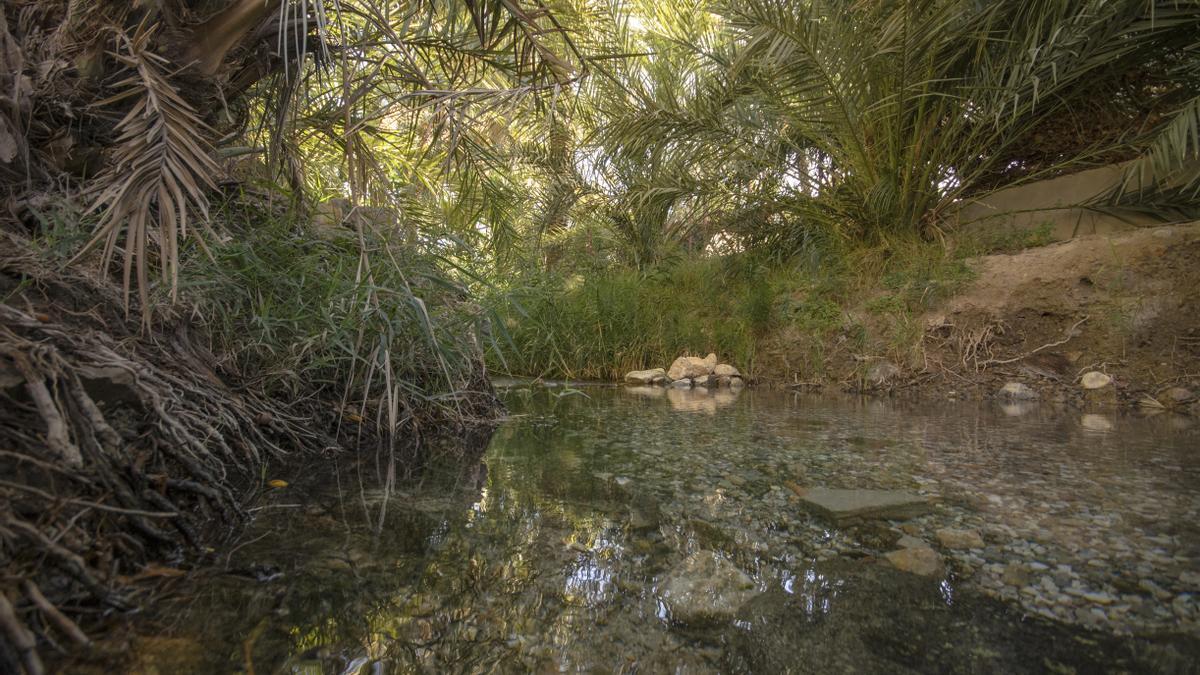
left=583, top=0, right=1199, bottom=255
left=1, top=0, right=584, bottom=314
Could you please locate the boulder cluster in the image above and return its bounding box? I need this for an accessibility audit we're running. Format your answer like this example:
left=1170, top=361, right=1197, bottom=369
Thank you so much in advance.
left=625, top=353, right=745, bottom=389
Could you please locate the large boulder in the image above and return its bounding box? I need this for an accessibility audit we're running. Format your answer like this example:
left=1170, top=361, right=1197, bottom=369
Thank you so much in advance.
left=661, top=551, right=757, bottom=624
left=667, top=356, right=713, bottom=380
left=625, top=368, right=667, bottom=385
left=702, top=353, right=718, bottom=370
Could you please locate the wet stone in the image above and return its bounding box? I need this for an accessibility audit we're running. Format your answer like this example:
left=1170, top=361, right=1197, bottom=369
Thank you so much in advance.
left=896, top=534, right=930, bottom=549
left=935, top=528, right=984, bottom=549
left=796, top=488, right=933, bottom=526
left=884, top=547, right=945, bottom=577
left=660, top=551, right=757, bottom=624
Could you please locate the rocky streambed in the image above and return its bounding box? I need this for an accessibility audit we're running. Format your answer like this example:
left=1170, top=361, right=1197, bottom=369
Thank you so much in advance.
left=83, top=385, right=1200, bottom=673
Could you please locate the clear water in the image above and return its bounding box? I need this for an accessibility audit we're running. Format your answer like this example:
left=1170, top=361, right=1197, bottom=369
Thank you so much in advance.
left=118, top=386, right=1200, bottom=673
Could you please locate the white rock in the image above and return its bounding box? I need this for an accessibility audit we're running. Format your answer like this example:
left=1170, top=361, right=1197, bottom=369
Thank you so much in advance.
left=713, top=363, right=740, bottom=377
left=667, top=356, right=713, bottom=380
left=997, top=382, right=1037, bottom=400
left=1080, top=371, right=1112, bottom=390
left=672, top=378, right=693, bottom=389
left=625, top=368, right=667, bottom=385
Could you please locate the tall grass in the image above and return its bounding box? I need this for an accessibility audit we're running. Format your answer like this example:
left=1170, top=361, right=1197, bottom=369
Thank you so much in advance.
left=489, top=236, right=978, bottom=381
left=488, top=256, right=778, bottom=380
left=179, top=199, right=496, bottom=435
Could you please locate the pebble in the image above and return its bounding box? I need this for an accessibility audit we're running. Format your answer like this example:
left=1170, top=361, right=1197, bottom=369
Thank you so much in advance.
left=1081, top=591, right=1116, bottom=605
left=487, top=387, right=1200, bottom=644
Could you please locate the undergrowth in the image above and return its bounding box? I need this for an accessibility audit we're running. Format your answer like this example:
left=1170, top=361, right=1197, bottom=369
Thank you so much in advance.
left=487, top=236, right=978, bottom=381
left=179, top=199, right=498, bottom=433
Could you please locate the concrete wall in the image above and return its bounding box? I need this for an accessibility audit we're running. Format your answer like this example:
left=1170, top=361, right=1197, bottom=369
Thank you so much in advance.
left=952, top=162, right=1163, bottom=241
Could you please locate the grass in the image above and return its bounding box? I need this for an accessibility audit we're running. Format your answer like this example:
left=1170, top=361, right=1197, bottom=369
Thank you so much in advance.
left=487, top=235, right=982, bottom=381
left=962, top=221, right=1057, bottom=255
left=487, top=255, right=779, bottom=380
left=175, top=197, right=497, bottom=434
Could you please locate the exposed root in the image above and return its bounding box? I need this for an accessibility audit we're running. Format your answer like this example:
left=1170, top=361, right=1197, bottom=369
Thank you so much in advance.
left=0, top=593, right=43, bottom=675
left=0, top=247, right=326, bottom=673
left=976, top=316, right=1089, bottom=368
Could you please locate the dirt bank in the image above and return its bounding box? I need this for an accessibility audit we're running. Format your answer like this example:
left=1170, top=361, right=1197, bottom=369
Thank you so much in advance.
left=778, top=223, right=1200, bottom=411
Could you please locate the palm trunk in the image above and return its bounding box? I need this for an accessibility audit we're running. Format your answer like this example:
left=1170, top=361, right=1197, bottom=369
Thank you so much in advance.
left=186, top=0, right=283, bottom=76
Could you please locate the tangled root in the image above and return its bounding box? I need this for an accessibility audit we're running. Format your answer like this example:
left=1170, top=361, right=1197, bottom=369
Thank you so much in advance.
left=0, top=248, right=324, bottom=672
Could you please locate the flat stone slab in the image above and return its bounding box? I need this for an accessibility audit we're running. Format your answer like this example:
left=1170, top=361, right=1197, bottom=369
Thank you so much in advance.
left=796, top=488, right=933, bottom=525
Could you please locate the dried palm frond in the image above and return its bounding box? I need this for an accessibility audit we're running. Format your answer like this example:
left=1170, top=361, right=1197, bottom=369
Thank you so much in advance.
left=78, top=22, right=221, bottom=321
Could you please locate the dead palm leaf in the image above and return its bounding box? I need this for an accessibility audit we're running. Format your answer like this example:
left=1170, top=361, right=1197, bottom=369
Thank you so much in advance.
left=76, top=22, right=221, bottom=322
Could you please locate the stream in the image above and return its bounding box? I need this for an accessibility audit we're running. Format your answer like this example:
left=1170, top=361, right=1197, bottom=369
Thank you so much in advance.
left=116, top=385, right=1199, bottom=673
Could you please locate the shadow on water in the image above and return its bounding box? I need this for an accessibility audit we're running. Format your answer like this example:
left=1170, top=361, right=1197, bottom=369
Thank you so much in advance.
left=93, top=387, right=1200, bottom=673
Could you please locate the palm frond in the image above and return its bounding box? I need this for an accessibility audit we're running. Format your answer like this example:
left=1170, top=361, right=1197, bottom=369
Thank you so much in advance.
left=78, top=22, right=221, bottom=320
left=1111, top=95, right=1200, bottom=204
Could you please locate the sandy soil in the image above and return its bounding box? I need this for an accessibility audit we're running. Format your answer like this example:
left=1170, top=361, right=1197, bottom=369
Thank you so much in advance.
left=918, top=222, right=1200, bottom=408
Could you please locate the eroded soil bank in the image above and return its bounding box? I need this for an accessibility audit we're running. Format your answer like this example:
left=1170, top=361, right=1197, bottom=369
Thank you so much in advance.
left=764, top=223, right=1200, bottom=412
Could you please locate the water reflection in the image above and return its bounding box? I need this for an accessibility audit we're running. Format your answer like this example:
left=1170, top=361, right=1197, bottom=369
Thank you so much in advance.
left=124, top=387, right=1200, bottom=673
left=664, top=386, right=741, bottom=414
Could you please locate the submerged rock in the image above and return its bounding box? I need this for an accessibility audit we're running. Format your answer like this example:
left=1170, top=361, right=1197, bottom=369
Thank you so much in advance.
left=1080, top=414, right=1114, bottom=432
left=625, top=368, right=667, bottom=385
left=796, top=487, right=933, bottom=525
left=897, top=534, right=931, bottom=549
left=997, top=382, right=1037, bottom=400
left=661, top=551, right=757, bottom=624
left=884, top=547, right=945, bottom=577
left=935, top=528, right=984, bottom=550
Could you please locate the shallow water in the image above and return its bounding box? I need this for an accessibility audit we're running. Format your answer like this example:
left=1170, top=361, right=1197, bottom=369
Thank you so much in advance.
left=127, top=386, right=1200, bottom=673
